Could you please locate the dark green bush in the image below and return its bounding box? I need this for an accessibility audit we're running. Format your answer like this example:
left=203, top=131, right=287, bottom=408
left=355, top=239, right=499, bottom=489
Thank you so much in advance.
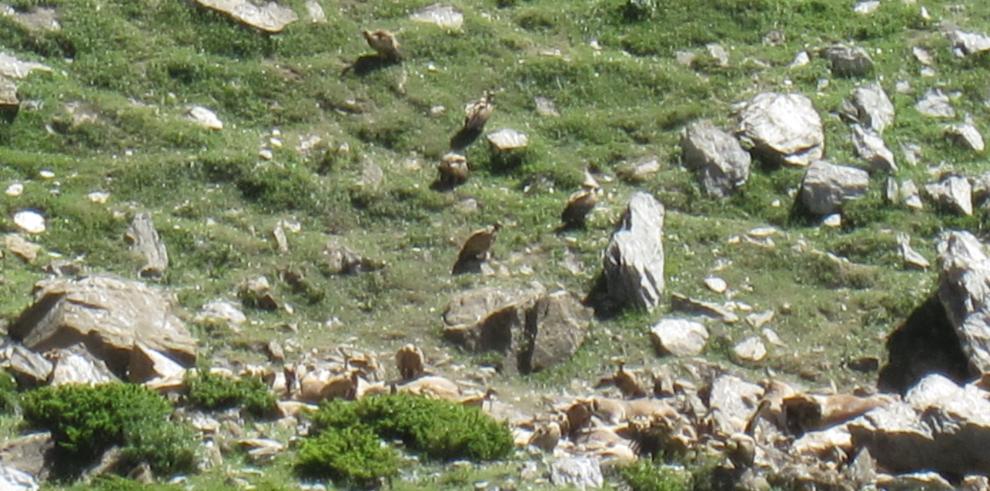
left=297, top=426, right=399, bottom=486
left=185, top=370, right=277, bottom=417
left=21, top=383, right=196, bottom=476
left=311, top=394, right=513, bottom=462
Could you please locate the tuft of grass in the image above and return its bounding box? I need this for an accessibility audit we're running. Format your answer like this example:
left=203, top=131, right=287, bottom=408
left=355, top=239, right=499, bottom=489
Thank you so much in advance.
left=185, top=369, right=277, bottom=418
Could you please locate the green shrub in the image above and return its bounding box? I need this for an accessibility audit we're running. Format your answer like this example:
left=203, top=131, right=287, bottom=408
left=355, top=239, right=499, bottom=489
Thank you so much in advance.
left=297, top=426, right=399, bottom=486
left=0, top=370, right=16, bottom=413
left=21, top=383, right=196, bottom=476
left=619, top=460, right=692, bottom=491
left=311, top=394, right=513, bottom=462
left=185, top=370, right=277, bottom=417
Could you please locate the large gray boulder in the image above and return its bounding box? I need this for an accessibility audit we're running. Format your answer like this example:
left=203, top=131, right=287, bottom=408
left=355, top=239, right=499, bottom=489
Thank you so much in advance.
left=125, top=212, right=168, bottom=278
left=9, top=276, right=197, bottom=376
left=194, top=0, right=298, bottom=32
left=737, top=92, right=824, bottom=166
left=443, top=286, right=591, bottom=374
left=849, top=374, right=990, bottom=476
left=847, top=83, right=894, bottom=134
left=935, top=231, right=990, bottom=374
left=946, top=29, right=990, bottom=56
left=603, top=192, right=665, bottom=311
left=799, top=161, right=870, bottom=215
left=681, top=120, right=751, bottom=197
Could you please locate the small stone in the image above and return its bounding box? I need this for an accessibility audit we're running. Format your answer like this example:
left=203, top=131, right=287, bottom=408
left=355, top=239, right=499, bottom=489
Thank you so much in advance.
left=13, top=210, right=44, bottom=234
left=823, top=213, right=842, bottom=227
left=897, top=233, right=929, bottom=270
left=854, top=0, right=881, bottom=14
left=762, top=328, right=785, bottom=347
left=704, top=276, right=727, bottom=293
left=534, top=96, right=559, bottom=117
left=187, top=105, right=223, bottom=130
left=304, top=0, right=326, bottom=23
left=86, top=191, right=110, bottom=204
left=258, top=148, right=273, bottom=160
left=789, top=51, right=810, bottom=68
left=733, top=337, right=767, bottom=363
left=38, top=170, right=54, bottom=179
left=410, top=4, right=463, bottom=29
left=650, top=319, right=709, bottom=357
left=746, top=310, right=775, bottom=329
left=5, top=182, right=23, bottom=197
left=706, top=43, right=729, bottom=67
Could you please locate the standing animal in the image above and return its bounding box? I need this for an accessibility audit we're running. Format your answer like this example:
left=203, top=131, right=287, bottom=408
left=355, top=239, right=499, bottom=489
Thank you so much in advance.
left=561, top=172, right=601, bottom=229
left=452, top=223, right=501, bottom=273
left=463, top=91, right=495, bottom=132
left=395, top=344, right=425, bottom=381
left=362, top=29, right=401, bottom=61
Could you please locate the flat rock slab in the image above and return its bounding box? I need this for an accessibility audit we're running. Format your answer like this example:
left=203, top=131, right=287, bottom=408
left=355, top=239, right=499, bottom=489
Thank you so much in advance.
left=187, top=105, right=223, bottom=130
left=0, top=77, right=17, bottom=112
left=799, top=160, right=869, bottom=216
left=410, top=4, right=463, bottom=29
left=0, top=52, right=50, bottom=79
left=9, top=275, right=197, bottom=375
left=195, top=0, right=297, bottom=32
left=12, top=210, right=44, bottom=234
left=487, top=128, right=528, bottom=151
left=0, top=4, right=59, bottom=32
left=916, top=89, right=955, bottom=118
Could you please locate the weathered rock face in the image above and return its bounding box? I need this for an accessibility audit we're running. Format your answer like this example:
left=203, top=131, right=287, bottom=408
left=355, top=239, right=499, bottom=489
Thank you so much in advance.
left=550, top=456, right=603, bottom=489
left=603, top=192, right=665, bottom=311
left=0, top=432, right=52, bottom=482
left=737, top=92, right=824, bottom=167
left=410, top=4, right=463, bottom=29
left=522, top=291, right=593, bottom=373
left=945, top=123, right=985, bottom=152
left=851, top=124, right=896, bottom=172
left=799, top=161, right=870, bottom=215
left=650, top=319, right=709, bottom=357
left=822, top=44, right=874, bottom=77
left=847, top=82, right=894, bottom=134
left=1, top=344, right=52, bottom=386
left=0, top=52, right=50, bottom=80
left=9, top=276, right=197, bottom=376
left=0, top=464, right=38, bottom=491
left=680, top=120, right=751, bottom=197
left=947, top=29, right=990, bottom=56
left=916, top=89, right=955, bottom=118
left=194, top=0, right=298, bottom=32
left=443, top=286, right=590, bottom=373
left=850, top=374, right=990, bottom=476
left=125, top=212, right=168, bottom=278
left=925, top=176, right=973, bottom=216
left=49, top=348, right=118, bottom=386
left=706, top=374, right=763, bottom=435
left=935, top=231, right=990, bottom=375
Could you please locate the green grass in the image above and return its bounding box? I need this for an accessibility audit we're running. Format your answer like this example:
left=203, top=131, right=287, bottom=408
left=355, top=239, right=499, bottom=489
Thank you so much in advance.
left=4, top=0, right=990, bottom=488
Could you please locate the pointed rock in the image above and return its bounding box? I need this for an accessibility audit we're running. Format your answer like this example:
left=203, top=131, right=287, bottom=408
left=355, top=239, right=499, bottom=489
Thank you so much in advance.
left=925, top=176, right=973, bottom=216
left=126, top=212, right=168, bottom=278
left=603, top=192, right=665, bottom=311
left=848, top=82, right=895, bottom=134
left=194, top=0, right=298, bottom=32
left=916, top=89, right=955, bottom=118
left=945, top=123, right=985, bottom=152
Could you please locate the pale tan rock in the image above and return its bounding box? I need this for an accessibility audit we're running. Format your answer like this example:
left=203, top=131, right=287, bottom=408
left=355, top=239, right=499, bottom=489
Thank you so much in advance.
left=194, top=0, right=298, bottom=32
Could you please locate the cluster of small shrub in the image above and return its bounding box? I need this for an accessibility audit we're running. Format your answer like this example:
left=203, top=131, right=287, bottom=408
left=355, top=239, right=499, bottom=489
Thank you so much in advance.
left=185, top=369, right=277, bottom=417
left=20, top=383, right=197, bottom=477
left=298, top=393, right=514, bottom=486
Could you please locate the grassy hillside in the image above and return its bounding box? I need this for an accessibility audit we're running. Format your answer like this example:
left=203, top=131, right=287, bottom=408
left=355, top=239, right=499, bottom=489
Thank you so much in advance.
left=2, top=0, right=990, bottom=488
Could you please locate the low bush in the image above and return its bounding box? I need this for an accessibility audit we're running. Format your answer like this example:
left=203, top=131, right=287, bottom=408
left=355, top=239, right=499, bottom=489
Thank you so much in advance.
left=311, top=394, right=513, bottom=462
left=21, top=383, right=196, bottom=476
left=0, top=370, right=16, bottom=413
left=296, top=425, right=399, bottom=486
left=185, top=370, right=277, bottom=417
left=619, top=460, right=692, bottom=491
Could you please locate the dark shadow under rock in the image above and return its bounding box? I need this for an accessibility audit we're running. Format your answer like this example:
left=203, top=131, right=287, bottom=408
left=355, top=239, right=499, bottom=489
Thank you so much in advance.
left=342, top=54, right=397, bottom=77
left=449, top=126, right=483, bottom=152
left=878, top=295, right=972, bottom=394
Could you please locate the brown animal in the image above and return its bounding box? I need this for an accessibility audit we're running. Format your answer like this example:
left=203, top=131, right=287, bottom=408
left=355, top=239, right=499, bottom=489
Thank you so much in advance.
left=463, top=91, right=495, bottom=132
left=452, top=223, right=501, bottom=272
left=561, top=171, right=601, bottom=228
left=437, top=152, right=469, bottom=187
left=459, top=388, right=497, bottom=409
left=596, top=362, right=648, bottom=399
left=782, top=393, right=892, bottom=434
left=394, top=344, right=425, bottom=381
left=362, top=29, right=401, bottom=60
left=320, top=370, right=360, bottom=401
left=528, top=420, right=561, bottom=452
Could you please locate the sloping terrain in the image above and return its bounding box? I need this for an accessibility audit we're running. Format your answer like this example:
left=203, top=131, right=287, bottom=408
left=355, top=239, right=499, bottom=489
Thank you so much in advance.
left=2, top=0, right=990, bottom=489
